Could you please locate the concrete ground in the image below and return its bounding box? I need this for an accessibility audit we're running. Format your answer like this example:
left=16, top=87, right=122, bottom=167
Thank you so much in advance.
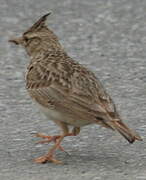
left=0, top=0, right=146, bottom=179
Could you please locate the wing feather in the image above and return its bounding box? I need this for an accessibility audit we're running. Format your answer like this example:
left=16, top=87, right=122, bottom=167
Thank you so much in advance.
left=26, top=57, right=118, bottom=121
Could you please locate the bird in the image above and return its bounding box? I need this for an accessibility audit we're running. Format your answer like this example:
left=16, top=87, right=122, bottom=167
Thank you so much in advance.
left=9, top=13, right=142, bottom=164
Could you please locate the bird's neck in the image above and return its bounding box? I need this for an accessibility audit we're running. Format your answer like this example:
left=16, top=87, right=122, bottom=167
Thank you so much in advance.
left=27, top=40, right=64, bottom=59
left=29, top=44, right=64, bottom=63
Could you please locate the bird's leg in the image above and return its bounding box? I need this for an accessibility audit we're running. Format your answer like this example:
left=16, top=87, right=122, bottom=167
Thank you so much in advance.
left=34, top=121, right=69, bottom=164
left=34, top=134, right=66, bottom=164
left=34, top=123, right=81, bottom=164
left=35, top=133, right=66, bottom=152
left=35, top=127, right=80, bottom=149
left=72, top=127, right=80, bottom=136
left=35, top=133, right=60, bottom=144
left=35, top=121, right=70, bottom=152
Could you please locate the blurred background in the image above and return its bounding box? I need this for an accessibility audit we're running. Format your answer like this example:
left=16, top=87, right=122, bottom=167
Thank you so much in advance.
left=0, top=0, right=146, bottom=179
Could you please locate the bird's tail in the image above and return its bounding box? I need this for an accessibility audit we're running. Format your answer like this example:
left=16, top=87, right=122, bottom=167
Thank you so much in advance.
left=103, top=119, right=142, bottom=143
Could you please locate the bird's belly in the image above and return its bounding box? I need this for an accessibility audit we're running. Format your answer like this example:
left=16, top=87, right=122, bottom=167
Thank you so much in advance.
left=36, top=102, right=91, bottom=127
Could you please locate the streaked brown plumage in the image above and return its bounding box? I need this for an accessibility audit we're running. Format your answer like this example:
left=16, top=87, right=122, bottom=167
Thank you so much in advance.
left=9, top=13, right=142, bottom=164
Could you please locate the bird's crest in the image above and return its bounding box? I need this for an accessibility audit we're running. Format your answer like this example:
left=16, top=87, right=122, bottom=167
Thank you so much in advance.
left=24, top=12, right=51, bottom=33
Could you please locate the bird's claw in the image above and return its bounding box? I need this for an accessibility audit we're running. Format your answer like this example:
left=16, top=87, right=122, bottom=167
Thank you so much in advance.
left=34, top=154, right=62, bottom=164
left=34, top=133, right=67, bottom=153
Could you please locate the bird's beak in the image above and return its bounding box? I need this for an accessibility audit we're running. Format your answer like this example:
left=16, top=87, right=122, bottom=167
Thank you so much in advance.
left=9, top=37, right=23, bottom=45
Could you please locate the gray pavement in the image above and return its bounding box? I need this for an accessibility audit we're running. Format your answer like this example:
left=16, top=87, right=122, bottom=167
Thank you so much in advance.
left=0, top=0, right=146, bottom=179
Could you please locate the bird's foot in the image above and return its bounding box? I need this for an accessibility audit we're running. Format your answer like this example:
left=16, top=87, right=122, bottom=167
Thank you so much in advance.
left=34, top=153, right=62, bottom=164
left=35, top=133, right=66, bottom=152
left=35, top=133, right=60, bottom=144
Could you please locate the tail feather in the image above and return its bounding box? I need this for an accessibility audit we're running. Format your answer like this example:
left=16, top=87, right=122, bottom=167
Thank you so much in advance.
left=103, top=120, right=142, bottom=143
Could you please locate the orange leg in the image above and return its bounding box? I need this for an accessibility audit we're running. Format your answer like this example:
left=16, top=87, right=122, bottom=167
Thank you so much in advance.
left=35, top=133, right=60, bottom=144
left=35, top=133, right=66, bottom=152
left=34, top=135, right=65, bottom=164
left=34, top=123, right=80, bottom=164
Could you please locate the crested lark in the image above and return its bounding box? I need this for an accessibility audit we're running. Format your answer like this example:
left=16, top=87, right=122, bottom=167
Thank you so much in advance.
left=9, top=13, right=142, bottom=164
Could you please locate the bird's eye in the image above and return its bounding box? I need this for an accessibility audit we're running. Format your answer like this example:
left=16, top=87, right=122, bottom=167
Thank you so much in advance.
left=24, top=36, right=29, bottom=42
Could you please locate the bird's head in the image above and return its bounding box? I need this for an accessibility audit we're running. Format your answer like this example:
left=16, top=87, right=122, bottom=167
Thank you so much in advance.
left=9, top=13, right=60, bottom=56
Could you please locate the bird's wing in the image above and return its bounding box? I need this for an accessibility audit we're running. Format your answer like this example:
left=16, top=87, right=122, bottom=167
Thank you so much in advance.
left=26, top=57, right=118, bottom=121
